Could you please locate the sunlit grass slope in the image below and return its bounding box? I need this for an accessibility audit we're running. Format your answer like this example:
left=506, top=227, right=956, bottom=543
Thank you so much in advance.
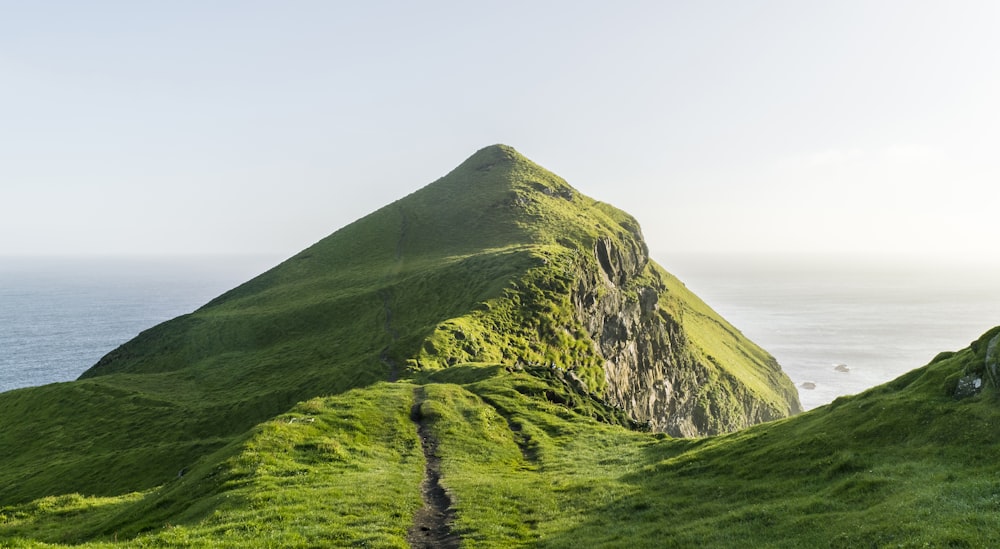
left=1, top=383, right=424, bottom=547
left=0, top=144, right=797, bottom=509
left=408, top=327, right=1000, bottom=547
left=4, top=328, right=999, bottom=547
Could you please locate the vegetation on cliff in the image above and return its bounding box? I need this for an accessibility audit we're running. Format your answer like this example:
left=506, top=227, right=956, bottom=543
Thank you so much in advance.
left=3, top=145, right=993, bottom=546
left=3, top=328, right=1000, bottom=547
left=2, top=144, right=800, bottom=508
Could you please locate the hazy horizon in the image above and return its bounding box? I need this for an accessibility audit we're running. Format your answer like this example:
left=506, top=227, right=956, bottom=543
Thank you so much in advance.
left=3, top=251, right=997, bottom=406
left=3, top=249, right=998, bottom=270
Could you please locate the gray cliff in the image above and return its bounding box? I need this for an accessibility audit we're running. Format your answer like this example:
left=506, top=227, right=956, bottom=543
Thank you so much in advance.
left=573, top=228, right=801, bottom=436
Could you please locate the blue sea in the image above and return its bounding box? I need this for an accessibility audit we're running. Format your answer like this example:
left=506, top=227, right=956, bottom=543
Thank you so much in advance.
left=0, top=256, right=278, bottom=394
left=1, top=254, right=997, bottom=410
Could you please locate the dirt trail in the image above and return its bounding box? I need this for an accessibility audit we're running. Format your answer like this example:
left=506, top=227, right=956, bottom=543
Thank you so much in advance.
left=408, top=387, right=459, bottom=549
left=379, top=207, right=409, bottom=382
left=379, top=289, right=400, bottom=382
left=395, top=207, right=409, bottom=261
left=378, top=210, right=410, bottom=382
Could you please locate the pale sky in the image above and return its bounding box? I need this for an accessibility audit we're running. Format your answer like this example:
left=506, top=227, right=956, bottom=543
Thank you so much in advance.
left=2, top=1, right=998, bottom=261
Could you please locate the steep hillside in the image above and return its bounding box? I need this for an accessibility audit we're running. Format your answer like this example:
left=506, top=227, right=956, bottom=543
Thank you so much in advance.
left=83, top=144, right=799, bottom=433
left=3, top=328, right=998, bottom=547
left=0, top=144, right=805, bottom=545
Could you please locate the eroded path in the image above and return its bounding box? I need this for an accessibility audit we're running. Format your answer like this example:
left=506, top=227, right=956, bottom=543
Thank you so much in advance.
left=379, top=207, right=408, bottom=382
left=407, top=387, right=460, bottom=548
left=378, top=289, right=400, bottom=382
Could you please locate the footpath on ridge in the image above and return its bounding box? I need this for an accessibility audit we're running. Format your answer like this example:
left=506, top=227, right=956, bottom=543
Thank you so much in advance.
left=407, top=387, right=459, bottom=548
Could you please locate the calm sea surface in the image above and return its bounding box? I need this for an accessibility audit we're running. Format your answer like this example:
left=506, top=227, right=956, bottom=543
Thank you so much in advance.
left=1, top=254, right=997, bottom=410
left=664, top=254, right=1000, bottom=410
left=0, top=256, right=278, bottom=394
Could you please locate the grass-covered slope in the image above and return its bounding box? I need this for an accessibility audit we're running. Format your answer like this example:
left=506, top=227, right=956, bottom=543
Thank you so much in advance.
left=4, top=328, right=999, bottom=547
left=1, top=383, right=425, bottom=547
left=0, top=145, right=799, bottom=506
left=0, top=144, right=815, bottom=546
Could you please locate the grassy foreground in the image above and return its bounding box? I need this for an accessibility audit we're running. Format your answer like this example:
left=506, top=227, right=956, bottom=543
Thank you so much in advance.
left=3, top=327, right=999, bottom=547
left=0, top=145, right=985, bottom=546
left=0, top=145, right=799, bottom=513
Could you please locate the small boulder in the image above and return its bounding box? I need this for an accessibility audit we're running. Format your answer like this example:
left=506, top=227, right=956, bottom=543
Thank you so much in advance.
left=954, top=375, right=983, bottom=399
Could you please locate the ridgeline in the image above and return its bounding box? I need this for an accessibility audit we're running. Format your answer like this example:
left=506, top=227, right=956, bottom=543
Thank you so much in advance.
left=1, top=146, right=997, bottom=547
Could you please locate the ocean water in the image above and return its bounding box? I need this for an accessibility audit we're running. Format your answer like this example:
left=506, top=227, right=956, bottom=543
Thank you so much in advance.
left=0, top=256, right=278, bottom=393
left=664, top=254, right=1000, bottom=410
left=1, top=254, right=997, bottom=411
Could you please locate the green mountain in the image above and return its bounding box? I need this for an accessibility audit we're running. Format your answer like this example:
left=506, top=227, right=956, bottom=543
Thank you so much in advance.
left=81, top=143, right=800, bottom=433
left=1, top=144, right=797, bottom=500
left=2, top=145, right=996, bottom=547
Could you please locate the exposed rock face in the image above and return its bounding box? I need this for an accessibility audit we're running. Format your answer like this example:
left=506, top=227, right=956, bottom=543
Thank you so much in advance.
left=573, top=227, right=795, bottom=436
left=954, top=374, right=983, bottom=399
left=955, top=332, right=1000, bottom=399
left=985, top=333, right=1000, bottom=387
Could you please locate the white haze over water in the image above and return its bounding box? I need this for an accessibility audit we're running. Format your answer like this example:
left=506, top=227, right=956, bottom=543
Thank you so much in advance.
left=1, top=254, right=997, bottom=412
left=664, top=253, right=1000, bottom=410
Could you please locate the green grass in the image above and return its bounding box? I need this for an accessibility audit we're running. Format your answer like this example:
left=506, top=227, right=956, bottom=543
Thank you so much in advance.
left=3, top=328, right=1000, bottom=546
left=8, top=328, right=1000, bottom=547
left=1, top=383, right=424, bottom=547
left=417, top=329, right=1000, bottom=547
left=0, top=145, right=797, bottom=502
left=0, top=144, right=864, bottom=546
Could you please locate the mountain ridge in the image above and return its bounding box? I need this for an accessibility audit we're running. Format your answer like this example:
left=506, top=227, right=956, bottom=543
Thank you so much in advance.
left=79, top=144, right=800, bottom=437
left=36, top=144, right=1000, bottom=546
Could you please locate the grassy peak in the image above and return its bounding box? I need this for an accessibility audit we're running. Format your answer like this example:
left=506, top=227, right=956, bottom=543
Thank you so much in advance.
left=450, top=144, right=526, bottom=173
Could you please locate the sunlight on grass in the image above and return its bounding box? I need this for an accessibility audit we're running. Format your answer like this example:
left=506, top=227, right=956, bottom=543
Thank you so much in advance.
left=2, top=146, right=994, bottom=547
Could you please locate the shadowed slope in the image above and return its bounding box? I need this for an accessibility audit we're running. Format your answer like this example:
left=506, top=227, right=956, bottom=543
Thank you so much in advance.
left=0, top=145, right=798, bottom=515
left=3, top=328, right=997, bottom=547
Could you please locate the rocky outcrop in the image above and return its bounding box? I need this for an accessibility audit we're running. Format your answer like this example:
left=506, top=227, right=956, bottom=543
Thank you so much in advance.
left=572, top=228, right=793, bottom=437
left=954, top=331, right=1000, bottom=399
left=985, top=333, right=1000, bottom=388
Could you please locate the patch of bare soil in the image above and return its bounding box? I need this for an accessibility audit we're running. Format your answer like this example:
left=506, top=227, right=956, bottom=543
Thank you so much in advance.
left=407, top=388, right=460, bottom=548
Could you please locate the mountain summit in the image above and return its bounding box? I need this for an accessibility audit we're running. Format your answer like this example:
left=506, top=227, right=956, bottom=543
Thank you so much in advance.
left=83, top=143, right=801, bottom=435
left=0, top=145, right=800, bottom=506
left=3, top=146, right=996, bottom=547
left=0, top=145, right=800, bottom=510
